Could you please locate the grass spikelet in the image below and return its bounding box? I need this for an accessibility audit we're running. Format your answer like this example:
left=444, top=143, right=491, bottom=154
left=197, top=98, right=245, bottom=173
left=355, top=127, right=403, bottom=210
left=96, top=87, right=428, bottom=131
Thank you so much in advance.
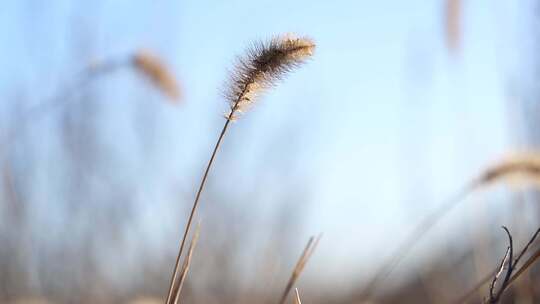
left=165, top=34, right=315, bottom=304
left=133, top=50, right=181, bottom=101
left=225, top=34, right=315, bottom=119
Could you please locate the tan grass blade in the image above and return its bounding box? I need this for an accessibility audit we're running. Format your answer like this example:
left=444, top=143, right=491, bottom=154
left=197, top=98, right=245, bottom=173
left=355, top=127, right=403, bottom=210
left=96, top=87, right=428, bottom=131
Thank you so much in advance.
left=278, top=234, right=321, bottom=304
left=507, top=247, right=540, bottom=286
left=171, top=223, right=201, bottom=304
left=164, top=34, right=314, bottom=304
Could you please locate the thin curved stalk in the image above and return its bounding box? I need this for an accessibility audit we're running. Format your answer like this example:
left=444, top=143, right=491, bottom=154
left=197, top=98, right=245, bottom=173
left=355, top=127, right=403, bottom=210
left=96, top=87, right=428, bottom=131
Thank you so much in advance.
left=171, top=223, right=201, bottom=304
left=278, top=234, right=321, bottom=304
left=164, top=94, right=244, bottom=304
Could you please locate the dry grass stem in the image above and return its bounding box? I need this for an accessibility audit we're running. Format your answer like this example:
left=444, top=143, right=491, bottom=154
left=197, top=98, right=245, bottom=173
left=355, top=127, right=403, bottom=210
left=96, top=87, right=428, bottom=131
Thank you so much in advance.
left=133, top=50, right=181, bottom=101
left=455, top=227, right=540, bottom=303
left=508, top=247, right=540, bottom=285
left=294, top=288, right=302, bottom=304
left=361, top=152, right=540, bottom=301
left=278, top=234, right=321, bottom=304
left=452, top=270, right=497, bottom=304
left=165, top=34, right=314, bottom=304
left=476, top=152, right=540, bottom=188
left=171, top=223, right=201, bottom=304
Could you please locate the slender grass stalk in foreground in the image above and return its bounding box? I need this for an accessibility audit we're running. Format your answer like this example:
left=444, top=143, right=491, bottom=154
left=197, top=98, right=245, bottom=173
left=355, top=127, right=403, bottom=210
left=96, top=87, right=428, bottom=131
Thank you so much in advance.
left=487, top=227, right=513, bottom=303
left=171, top=223, right=200, bottom=304
left=3, top=50, right=179, bottom=149
left=455, top=250, right=540, bottom=304
left=454, top=227, right=540, bottom=303
left=278, top=234, right=321, bottom=304
left=164, top=34, right=315, bottom=304
left=359, top=152, right=540, bottom=301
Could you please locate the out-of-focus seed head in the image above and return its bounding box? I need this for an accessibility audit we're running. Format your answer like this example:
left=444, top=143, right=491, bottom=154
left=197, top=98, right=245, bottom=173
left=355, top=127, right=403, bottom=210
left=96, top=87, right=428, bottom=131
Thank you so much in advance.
left=224, top=34, right=315, bottom=120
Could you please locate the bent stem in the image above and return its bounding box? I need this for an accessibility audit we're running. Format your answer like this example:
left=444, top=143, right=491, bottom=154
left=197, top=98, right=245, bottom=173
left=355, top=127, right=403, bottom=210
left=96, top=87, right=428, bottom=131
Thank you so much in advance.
left=164, top=96, right=243, bottom=304
left=278, top=234, right=321, bottom=304
left=171, top=223, right=201, bottom=304
left=294, top=288, right=302, bottom=304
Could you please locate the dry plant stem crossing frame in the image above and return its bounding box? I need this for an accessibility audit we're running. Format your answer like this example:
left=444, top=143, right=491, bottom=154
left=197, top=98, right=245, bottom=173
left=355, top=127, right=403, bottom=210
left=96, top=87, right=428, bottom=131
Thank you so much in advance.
left=278, top=234, right=321, bottom=304
left=294, top=288, right=302, bottom=304
left=164, top=34, right=315, bottom=304
left=164, top=106, right=236, bottom=304
left=487, top=227, right=513, bottom=303
left=454, top=226, right=540, bottom=303
left=165, top=84, right=252, bottom=303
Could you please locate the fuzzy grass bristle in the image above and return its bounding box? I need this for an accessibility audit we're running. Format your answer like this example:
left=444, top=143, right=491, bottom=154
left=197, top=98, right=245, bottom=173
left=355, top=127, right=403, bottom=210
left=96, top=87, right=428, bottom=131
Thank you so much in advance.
left=225, top=34, right=315, bottom=119
left=133, top=50, right=181, bottom=101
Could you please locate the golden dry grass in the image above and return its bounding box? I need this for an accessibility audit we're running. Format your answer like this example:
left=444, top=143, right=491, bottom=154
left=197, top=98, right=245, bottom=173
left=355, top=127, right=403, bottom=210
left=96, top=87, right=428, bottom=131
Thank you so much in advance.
left=476, top=152, right=540, bottom=189
left=133, top=50, right=181, bottom=101
left=165, top=34, right=315, bottom=304
left=279, top=235, right=321, bottom=304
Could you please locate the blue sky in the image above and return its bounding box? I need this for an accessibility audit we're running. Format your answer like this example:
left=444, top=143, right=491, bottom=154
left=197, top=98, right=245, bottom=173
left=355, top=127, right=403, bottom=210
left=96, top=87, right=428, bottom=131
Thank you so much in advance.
left=0, top=0, right=536, bottom=288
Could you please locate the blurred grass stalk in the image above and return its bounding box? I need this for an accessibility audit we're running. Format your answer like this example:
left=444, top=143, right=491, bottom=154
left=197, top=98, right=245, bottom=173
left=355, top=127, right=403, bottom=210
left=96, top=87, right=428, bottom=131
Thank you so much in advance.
left=361, top=152, right=540, bottom=300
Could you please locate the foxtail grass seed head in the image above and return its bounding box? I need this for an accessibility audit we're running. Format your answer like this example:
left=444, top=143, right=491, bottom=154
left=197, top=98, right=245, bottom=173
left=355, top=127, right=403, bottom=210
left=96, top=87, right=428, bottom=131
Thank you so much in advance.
left=478, top=152, right=540, bottom=189
left=225, top=34, right=315, bottom=120
left=133, top=50, right=181, bottom=101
